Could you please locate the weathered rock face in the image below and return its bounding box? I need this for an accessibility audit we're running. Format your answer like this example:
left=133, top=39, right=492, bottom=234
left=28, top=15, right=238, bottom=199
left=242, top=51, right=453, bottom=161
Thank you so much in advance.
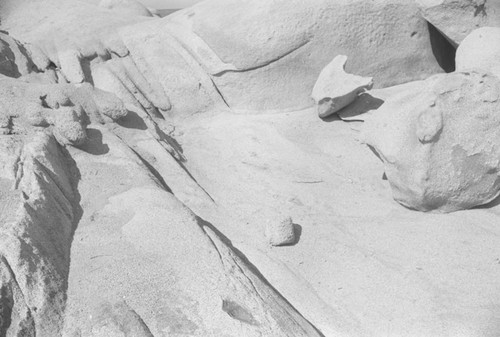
left=416, top=0, right=500, bottom=46
left=99, top=0, right=153, bottom=17
left=0, top=0, right=449, bottom=116
left=120, top=0, right=445, bottom=114
left=90, top=301, right=154, bottom=337
left=362, top=71, right=500, bottom=212
left=0, top=32, right=39, bottom=78
left=456, top=27, right=500, bottom=78
left=312, top=55, right=373, bottom=118
left=0, top=133, right=80, bottom=336
left=0, top=77, right=127, bottom=145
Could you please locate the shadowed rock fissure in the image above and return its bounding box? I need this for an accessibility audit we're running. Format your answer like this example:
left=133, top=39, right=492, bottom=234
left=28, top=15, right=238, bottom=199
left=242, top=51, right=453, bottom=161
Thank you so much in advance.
left=427, top=22, right=456, bottom=73
left=197, top=217, right=325, bottom=337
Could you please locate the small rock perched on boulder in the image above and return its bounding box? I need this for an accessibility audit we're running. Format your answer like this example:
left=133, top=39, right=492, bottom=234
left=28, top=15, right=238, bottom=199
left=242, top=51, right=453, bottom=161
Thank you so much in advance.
left=265, top=216, right=296, bottom=246
left=312, top=55, right=373, bottom=118
left=362, top=71, right=500, bottom=212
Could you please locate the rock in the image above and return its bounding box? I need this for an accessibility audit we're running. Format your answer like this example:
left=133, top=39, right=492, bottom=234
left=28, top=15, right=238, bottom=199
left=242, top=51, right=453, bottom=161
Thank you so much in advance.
left=362, top=71, right=500, bottom=212
left=48, top=106, right=88, bottom=145
left=99, top=0, right=153, bottom=17
left=312, top=55, right=373, bottom=118
left=91, top=87, right=128, bottom=121
left=265, top=217, right=296, bottom=246
left=0, top=256, right=36, bottom=337
left=91, top=301, right=154, bottom=337
left=0, top=133, right=81, bottom=336
left=0, top=78, right=89, bottom=145
left=120, top=0, right=444, bottom=114
left=0, top=76, right=130, bottom=145
left=0, top=32, right=36, bottom=78
left=456, top=27, right=500, bottom=78
left=57, top=48, right=85, bottom=83
left=416, top=0, right=500, bottom=46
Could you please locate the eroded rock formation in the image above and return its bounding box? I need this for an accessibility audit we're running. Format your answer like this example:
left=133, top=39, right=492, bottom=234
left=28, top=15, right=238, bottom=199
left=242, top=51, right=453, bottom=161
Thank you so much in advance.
left=0, top=0, right=499, bottom=336
left=417, top=0, right=500, bottom=46
left=362, top=71, right=500, bottom=212
left=312, top=55, right=373, bottom=118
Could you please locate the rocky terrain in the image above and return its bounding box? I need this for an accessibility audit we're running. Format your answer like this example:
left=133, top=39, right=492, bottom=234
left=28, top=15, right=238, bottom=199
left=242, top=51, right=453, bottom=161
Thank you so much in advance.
left=0, top=0, right=499, bottom=336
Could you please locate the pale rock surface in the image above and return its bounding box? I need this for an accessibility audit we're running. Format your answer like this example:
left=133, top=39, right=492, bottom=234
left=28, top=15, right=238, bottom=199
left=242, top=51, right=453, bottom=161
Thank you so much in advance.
left=99, top=0, right=153, bottom=17
left=312, top=55, right=373, bottom=118
left=456, top=27, right=500, bottom=77
left=0, top=133, right=80, bottom=336
left=416, top=0, right=500, bottom=46
left=90, top=301, right=154, bottom=337
left=119, top=0, right=445, bottom=114
left=61, top=126, right=326, bottom=337
left=175, top=95, right=500, bottom=336
left=57, top=49, right=85, bottom=84
left=0, top=78, right=88, bottom=145
left=0, top=0, right=153, bottom=91
left=0, top=77, right=127, bottom=145
left=265, top=216, right=296, bottom=246
left=362, top=71, right=500, bottom=212
left=2, top=1, right=500, bottom=336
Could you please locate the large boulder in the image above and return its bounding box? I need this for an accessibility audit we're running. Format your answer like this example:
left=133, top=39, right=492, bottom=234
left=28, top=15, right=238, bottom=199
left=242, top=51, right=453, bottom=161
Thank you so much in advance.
left=416, top=0, right=500, bottom=46
left=121, top=0, right=445, bottom=114
left=362, top=71, right=500, bottom=212
left=456, top=27, right=500, bottom=77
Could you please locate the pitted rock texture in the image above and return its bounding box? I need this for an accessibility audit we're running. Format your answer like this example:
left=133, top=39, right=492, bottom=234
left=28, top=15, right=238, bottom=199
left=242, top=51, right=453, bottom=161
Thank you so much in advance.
left=265, top=216, right=296, bottom=246
left=0, top=77, right=127, bottom=145
left=362, top=71, right=500, bottom=212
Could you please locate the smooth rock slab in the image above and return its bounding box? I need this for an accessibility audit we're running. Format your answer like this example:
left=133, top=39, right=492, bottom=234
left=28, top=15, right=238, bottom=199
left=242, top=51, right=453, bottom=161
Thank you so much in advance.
left=312, top=55, right=373, bottom=118
left=362, top=71, right=500, bottom=212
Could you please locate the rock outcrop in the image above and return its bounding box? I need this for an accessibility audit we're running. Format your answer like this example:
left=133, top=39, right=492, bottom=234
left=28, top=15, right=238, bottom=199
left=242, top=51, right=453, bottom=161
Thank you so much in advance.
left=3, top=0, right=500, bottom=336
left=362, top=71, right=500, bottom=212
left=0, top=32, right=39, bottom=78
left=90, top=301, right=154, bottom=337
left=99, top=0, right=153, bottom=17
left=0, top=77, right=127, bottom=145
left=120, top=0, right=445, bottom=114
left=416, top=0, right=500, bottom=46
left=0, top=133, right=81, bottom=336
left=456, top=27, right=500, bottom=78
left=312, top=55, right=373, bottom=118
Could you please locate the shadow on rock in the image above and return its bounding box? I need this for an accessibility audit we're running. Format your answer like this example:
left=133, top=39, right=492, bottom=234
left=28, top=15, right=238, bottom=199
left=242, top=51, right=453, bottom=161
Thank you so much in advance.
left=117, top=110, right=147, bottom=130
left=321, top=93, right=384, bottom=122
left=78, top=128, right=109, bottom=155
left=473, top=194, right=500, bottom=210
